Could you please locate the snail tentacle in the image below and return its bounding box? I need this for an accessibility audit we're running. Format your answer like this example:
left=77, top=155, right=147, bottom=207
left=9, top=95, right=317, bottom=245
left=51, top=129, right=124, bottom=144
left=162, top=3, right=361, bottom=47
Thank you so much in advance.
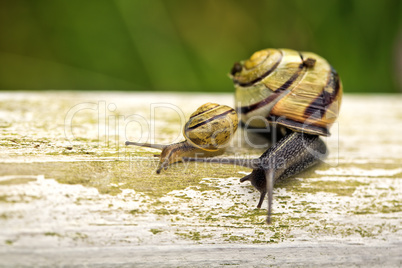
left=125, top=141, right=166, bottom=150
left=265, top=169, right=274, bottom=224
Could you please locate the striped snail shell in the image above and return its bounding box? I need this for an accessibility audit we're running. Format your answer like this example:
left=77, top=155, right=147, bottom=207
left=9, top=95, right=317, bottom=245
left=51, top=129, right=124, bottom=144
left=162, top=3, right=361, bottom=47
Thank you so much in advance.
left=126, top=103, right=238, bottom=173
left=184, top=103, right=238, bottom=151
left=231, top=48, right=342, bottom=136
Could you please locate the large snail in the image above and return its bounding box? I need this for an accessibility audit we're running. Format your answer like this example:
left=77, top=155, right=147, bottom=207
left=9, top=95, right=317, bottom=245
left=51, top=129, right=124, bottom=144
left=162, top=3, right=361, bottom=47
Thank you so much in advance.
left=126, top=103, right=238, bottom=173
left=184, top=48, right=343, bottom=223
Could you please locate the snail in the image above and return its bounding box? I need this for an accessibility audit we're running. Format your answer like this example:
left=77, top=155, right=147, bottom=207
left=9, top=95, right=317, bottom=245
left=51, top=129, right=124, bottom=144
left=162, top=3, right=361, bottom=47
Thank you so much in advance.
left=184, top=48, right=343, bottom=223
left=125, top=102, right=238, bottom=173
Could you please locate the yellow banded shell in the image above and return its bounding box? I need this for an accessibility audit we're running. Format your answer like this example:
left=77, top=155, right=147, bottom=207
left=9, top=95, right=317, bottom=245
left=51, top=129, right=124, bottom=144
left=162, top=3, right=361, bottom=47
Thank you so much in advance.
left=231, top=48, right=343, bottom=136
left=184, top=103, right=238, bottom=151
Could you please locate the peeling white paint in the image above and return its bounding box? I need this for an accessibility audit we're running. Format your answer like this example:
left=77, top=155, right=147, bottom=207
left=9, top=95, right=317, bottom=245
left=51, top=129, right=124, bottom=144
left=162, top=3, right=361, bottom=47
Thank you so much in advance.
left=0, top=92, right=401, bottom=266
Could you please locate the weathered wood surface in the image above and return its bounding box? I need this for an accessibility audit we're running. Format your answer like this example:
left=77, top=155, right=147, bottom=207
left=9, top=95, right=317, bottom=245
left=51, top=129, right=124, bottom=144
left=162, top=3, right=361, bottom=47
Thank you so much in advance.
left=0, top=92, right=401, bottom=267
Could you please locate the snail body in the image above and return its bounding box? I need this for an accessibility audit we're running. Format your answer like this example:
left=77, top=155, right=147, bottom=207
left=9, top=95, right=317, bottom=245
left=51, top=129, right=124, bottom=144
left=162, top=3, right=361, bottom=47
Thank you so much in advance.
left=185, top=48, right=343, bottom=223
left=126, top=103, right=238, bottom=173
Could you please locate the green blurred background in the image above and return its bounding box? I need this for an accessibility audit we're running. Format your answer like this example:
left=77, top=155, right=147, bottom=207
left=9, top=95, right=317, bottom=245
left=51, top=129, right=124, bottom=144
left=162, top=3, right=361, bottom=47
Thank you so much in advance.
left=0, top=0, right=401, bottom=93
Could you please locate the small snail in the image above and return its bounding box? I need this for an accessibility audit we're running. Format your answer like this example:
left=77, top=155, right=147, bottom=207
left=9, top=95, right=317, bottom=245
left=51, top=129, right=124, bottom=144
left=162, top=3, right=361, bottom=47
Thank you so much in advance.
left=126, top=103, right=238, bottom=173
left=184, top=48, right=343, bottom=223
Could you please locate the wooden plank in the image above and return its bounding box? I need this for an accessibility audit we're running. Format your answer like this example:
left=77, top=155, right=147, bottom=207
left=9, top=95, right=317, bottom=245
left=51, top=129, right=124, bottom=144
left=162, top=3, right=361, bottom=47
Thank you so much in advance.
left=0, top=92, right=401, bottom=266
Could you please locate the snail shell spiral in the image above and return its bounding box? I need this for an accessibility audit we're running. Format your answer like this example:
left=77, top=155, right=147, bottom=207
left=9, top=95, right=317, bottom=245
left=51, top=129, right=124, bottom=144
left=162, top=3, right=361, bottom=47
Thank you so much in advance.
left=184, top=102, right=238, bottom=151
left=231, top=48, right=343, bottom=136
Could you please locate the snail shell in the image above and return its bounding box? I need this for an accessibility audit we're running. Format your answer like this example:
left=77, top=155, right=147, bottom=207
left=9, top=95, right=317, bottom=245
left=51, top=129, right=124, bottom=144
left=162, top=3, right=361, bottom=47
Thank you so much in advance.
left=231, top=48, right=343, bottom=136
left=184, top=103, right=238, bottom=151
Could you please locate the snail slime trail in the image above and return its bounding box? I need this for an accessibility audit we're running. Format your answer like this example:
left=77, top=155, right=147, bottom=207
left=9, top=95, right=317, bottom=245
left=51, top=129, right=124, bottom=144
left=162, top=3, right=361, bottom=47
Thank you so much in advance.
left=184, top=48, right=342, bottom=224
